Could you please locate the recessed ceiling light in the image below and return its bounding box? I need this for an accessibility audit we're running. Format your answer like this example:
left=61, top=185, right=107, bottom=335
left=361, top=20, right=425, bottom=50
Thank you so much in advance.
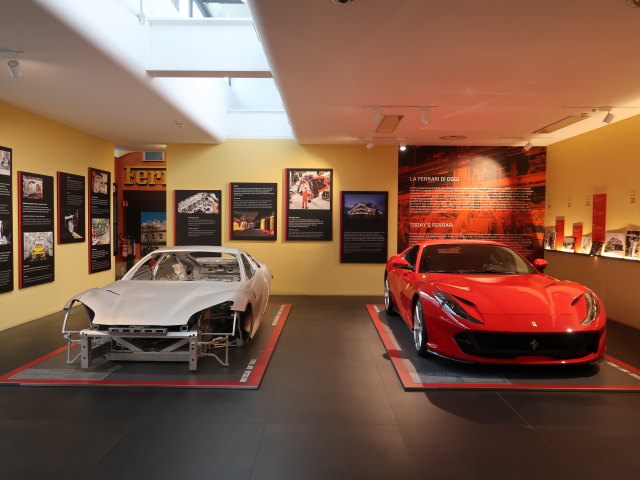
left=439, top=135, right=467, bottom=140
left=332, top=0, right=356, bottom=4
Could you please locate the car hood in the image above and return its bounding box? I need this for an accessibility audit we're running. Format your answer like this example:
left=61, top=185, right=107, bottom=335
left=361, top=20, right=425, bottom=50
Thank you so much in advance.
left=427, top=274, right=587, bottom=316
left=70, top=280, right=246, bottom=326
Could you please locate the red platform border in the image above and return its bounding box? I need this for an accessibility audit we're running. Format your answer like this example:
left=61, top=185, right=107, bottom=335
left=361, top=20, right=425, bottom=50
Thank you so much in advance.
left=0, top=304, right=292, bottom=388
left=366, top=304, right=640, bottom=391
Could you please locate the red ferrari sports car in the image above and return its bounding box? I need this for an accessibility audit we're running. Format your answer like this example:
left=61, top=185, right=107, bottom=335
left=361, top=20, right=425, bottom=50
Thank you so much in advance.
left=384, top=240, right=606, bottom=364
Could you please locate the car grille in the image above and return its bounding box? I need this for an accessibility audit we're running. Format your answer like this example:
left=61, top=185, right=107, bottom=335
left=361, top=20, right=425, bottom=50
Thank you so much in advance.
left=454, top=331, right=601, bottom=360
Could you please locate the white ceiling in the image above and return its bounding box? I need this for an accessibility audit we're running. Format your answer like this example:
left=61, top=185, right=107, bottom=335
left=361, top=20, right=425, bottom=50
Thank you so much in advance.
left=249, top=0, right=640, bottom=147
left=1, top=0, right=640, bottom=149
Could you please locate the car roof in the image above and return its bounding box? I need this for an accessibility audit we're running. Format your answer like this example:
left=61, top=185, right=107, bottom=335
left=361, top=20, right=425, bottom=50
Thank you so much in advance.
left=152, top=246, right=246, bottom=255
left=413, top=239, right=509, bottom=247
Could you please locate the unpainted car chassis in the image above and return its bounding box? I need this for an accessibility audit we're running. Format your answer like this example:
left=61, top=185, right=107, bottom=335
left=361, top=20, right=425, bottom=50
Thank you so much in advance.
left=62, top=300, right=240, bottom=371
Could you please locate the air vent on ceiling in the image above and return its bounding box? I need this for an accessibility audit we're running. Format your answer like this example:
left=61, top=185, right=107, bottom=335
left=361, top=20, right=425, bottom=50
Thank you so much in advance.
left=375, top=115, right=404, bottom=133
left=440, top=135, right=467, bottom=140
left=532, top=115, right=589, bottom=134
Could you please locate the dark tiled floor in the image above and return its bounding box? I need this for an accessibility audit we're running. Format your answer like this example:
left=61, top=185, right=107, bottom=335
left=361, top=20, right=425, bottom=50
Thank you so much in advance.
left=1, top=295, right=640, bottom=480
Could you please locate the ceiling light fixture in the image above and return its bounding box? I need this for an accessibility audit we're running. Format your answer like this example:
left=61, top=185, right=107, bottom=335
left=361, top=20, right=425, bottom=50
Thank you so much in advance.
left=372, top=112, right=383, bottom=124
left=523, top=142, right=533, bottom=151
left=532, top=114, right=589, bottom=134
left=7, top=59, right=21, bottom=78
left=420, top=106, right=430, bottom=125
left=399, top=144, right=407, bottom=151
left=365, top=142, right=374, bottom=150
left=600, top=107, right=614, bottom=125
left=0, top=48, right=23, bottom=78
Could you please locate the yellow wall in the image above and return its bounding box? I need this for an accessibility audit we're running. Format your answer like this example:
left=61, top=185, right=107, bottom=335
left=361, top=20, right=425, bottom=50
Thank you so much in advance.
left=166, top=140, right=398, bottom=296
left=5, top=96, right=637, bottom=328
left=546, top=114, right=640, bottom=328
left=0, top=101, right=114, bottom=331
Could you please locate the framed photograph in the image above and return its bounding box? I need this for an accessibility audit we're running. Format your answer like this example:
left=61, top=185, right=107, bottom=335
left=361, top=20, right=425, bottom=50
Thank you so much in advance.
left=603, top=232, right=625, bottom=258
left=626, top=231, right=640, bottom=259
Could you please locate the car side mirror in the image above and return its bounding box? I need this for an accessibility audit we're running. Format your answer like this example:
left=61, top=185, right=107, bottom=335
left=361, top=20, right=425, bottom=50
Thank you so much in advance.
left=393, top=258, right=414, bottom=271
left=533, top=258, right=549, bottom=272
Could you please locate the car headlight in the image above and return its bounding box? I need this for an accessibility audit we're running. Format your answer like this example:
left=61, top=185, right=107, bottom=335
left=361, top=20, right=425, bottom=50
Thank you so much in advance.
left=433, top=290, right=482, bottom=324
left=581, top=291, right=600, bottom=326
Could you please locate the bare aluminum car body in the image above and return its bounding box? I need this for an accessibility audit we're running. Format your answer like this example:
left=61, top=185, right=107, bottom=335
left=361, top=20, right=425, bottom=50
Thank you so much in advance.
left=62, top=246, right=272, bottom=370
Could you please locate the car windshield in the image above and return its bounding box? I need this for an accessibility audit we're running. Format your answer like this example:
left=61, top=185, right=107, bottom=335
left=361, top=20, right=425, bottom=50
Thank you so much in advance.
left=129, top=251, right=241, bottom=282
left=419, top=244, right=537, bottom=275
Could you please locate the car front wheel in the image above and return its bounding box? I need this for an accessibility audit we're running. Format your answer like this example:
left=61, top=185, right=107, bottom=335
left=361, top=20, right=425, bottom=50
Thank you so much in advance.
left=413, top=300, right=429, bottom=357
left=235, top=308, right=253, bottom=346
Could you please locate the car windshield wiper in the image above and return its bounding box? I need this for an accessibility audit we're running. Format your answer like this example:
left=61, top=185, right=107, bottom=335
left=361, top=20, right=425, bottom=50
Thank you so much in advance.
left=433, top=269, right=518, bottom=274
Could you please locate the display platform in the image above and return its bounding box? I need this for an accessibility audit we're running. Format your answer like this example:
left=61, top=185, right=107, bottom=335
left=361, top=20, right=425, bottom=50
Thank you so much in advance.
left=0, top=304, right=291, bottom=389
left=367, top=304, right=640, bottom=391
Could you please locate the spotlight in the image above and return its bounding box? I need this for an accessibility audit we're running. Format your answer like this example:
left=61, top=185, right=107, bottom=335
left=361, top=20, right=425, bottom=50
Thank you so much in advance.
left=523, top=142, right=533, bottom=151
left=372, top=112, right=383, bottom=123
left=602, top=112, right=614, bottom=125
left=7, top=59, right=21, bottom=78
left=399, top=144, right=407, bottom=151
left=365, top=142, right=374, bottom=150
left=419, top=106, right=430, bottom=125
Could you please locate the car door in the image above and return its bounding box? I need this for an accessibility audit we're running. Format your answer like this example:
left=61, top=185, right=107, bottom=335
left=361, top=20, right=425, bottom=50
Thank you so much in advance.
left=395, top=245, right=420, bottom=321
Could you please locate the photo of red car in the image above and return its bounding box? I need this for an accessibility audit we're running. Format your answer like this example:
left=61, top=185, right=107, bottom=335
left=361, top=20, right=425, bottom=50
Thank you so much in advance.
left=384, top=240, right=606, bottom=364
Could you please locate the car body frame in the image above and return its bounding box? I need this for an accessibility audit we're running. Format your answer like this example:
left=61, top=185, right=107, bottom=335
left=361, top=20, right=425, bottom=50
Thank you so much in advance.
left=62, top=246, right=272, bottom=370
left=384, top=240, right=606, bottom=365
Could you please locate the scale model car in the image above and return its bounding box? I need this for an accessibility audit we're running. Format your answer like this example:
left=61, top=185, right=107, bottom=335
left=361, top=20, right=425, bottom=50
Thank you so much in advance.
left=31, top=243, right=47, bottom=261
left=384, top=240, right=606, bottom=365
left=62, top=246, right=272, bottom=370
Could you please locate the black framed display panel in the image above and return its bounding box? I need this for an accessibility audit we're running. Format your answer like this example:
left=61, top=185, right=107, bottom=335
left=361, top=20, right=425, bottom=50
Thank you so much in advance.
left=284, top=168, right=333, bottom=241
left=89, top=168, right=112, bottom=273
left=230, top=182, right=277, bottom=241
left=57, top=171, right=86, bottom=244
left=174, top=189, right=222, bottom=246
left=340, top=191, right=388, bottom=263
left=18, top=171, right=55, bottom=288
left=0, top=146, right=13, bottom=293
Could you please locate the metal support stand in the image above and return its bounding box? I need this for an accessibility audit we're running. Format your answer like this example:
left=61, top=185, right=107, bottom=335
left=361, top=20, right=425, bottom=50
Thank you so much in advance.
left=62, top=301, right=240, bottom=371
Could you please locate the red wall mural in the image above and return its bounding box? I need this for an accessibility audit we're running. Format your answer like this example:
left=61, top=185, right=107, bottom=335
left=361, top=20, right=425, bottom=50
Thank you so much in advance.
left=398, top=145, right=546, bottom=260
